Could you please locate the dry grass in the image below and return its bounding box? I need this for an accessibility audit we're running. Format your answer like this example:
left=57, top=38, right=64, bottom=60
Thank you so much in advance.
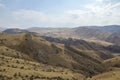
left=0, top=55, right=84, bottom=80
left=84, top=38, right=113, bottom=46
left=0, top=33, right=120, bottom=80
left=88, top=68, right=120, bottom=80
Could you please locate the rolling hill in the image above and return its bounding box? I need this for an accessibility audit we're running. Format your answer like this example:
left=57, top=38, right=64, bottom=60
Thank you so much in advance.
left=0, top=32, right=120, bottom=80
left=88, top=25, right=120, bottom=33
left=3, top=28, right=29, bottom=34
left=1, top=26, right=120, bottom=80
left=27, top=27, right=112, bottom=40
left=27, top=26, right=120, bottom=46
left=4, top=25, right=120, bottom=46
left=0, top=33, right=85, bottom=80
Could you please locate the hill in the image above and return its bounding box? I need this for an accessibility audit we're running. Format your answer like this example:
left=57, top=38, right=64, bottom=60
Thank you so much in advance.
left=0, top=30, right=120, bottom=80
left=0, top=33, right=85, bottom=80
left=0, top=54, right=84, bottom=80
left=3, top=28, right=29, bottom=34
left=89, top=56, right=120, bottom=80
left=4, top=26, right=120, bottom=46
left=105, top=33, right=120, bottom=45
left=27, top=26, right=120, bottom=46
left=1, top=33, right=120, bottom=73
left=88, top=25, right=120, bottom=33
left=28, top=27, right=112, bottom=40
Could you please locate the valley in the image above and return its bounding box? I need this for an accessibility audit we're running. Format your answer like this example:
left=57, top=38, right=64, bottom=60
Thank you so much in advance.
left=1, top=0, right=120, bottom=79
left=0, top=25, right=120, bottom=80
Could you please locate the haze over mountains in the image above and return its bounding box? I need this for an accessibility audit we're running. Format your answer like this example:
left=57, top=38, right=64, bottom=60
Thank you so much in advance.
left=0, top=27, right=6, bottom=32
left=2, top=25, right=120, bottom=51
left=2, top=25, right=120, bottom=49
left=1, top=0, right=120, bottom=79
left=28, top=25, right=120, bottom=46
left=0, top=25, right=120, bottom=80
left=88, top=25, right=120, bottom=33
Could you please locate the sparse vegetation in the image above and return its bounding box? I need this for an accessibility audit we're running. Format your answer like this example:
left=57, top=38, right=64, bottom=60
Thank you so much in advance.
left=0, top=33, right=120, bottom=80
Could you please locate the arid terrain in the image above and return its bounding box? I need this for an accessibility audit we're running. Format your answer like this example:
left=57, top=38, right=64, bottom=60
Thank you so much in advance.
left=0, top=25, right=120, bottom=80
left=1, top=0, right=120, bottom=79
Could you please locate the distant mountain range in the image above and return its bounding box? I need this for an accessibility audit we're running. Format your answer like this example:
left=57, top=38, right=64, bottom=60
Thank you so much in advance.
left=3, top=28, right=29, bottom=34
left=27, top=25, right=120, bottom=45
left=87, top=25, right=120, bottom=33
left=28, top=27, right=112, bottom=39
left=2, top=25, right=120, bottom=46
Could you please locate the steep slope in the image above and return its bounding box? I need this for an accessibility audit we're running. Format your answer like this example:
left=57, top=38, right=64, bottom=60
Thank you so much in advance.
left=0, top=54, right=84, bottom=80
left=0, top=46, right=31, bottom=60
left=89, top=56, right=120, bottom=80
left=105, top=33, right=120, bottom=46
left=103, top=56, right=120, bottom=68
left=42, top=36, right=120, bottom=54
left=0, top=33, right=120, bottom=76
left=0, top=33, right=85, bottom=80
left=0, top=33, right=115, bottom=76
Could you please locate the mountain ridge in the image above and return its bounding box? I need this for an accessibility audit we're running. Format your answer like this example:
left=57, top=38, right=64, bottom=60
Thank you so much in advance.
left=3, top=25, right=120, bottom=46
left=0, top=32, right=120, bottom=80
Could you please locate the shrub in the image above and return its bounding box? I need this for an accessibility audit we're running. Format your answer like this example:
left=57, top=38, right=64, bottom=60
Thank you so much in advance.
left=20, top=66, right=24, bottom=69
left=13, top=73, right=17, bottom=78
left=16, top=60, right=20, bottom=64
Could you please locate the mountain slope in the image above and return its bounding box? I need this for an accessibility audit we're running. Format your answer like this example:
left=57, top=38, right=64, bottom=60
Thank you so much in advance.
left=0, top=33, right=85, bottom=80
left=0, top=33, right=116, bottom=76
left=88, top=25, right=120, bottom=33
left=28, top=26, right=120, bottom=46
left=72, top=27, right=112, bottom=40
left=3, top=28, right=29, bottom=34
left=89, top=56, right=120, bottom=80
left=0, top=54, right=84, bottom=80
left=28, top=27, right=112, bottom=40
left=105, top=33, right=120, bottom=45
left=0, top=33, right=120, bottom=79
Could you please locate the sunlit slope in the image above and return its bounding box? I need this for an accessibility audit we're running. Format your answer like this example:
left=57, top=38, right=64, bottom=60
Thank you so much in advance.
left=0, top=55, right=84, bottom=80
left=0, top=33, right=120, bottom=77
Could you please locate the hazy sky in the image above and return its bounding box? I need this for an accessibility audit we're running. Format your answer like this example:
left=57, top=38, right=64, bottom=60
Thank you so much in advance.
left=0, top=0, right=120, bottom=28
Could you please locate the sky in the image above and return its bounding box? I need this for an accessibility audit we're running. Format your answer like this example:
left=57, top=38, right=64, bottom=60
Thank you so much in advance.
left=0, top=0, right=120, bottom=28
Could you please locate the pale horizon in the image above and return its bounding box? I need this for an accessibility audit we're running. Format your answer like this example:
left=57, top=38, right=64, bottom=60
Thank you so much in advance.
left=0, top=0, right=120, bottom=28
